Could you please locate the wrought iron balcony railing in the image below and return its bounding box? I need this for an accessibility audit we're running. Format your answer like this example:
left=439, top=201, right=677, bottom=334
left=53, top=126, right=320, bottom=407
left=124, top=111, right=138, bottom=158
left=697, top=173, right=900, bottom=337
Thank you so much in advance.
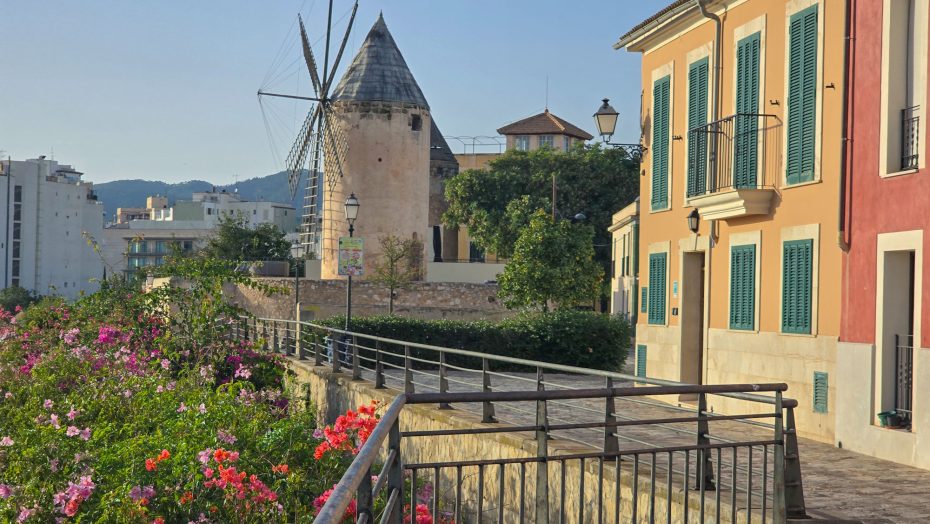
left=895, top=334, right=914, bottom=429
left=687, top=113, right=780, bottom=197
left=902, top=105, right=920, bottom=170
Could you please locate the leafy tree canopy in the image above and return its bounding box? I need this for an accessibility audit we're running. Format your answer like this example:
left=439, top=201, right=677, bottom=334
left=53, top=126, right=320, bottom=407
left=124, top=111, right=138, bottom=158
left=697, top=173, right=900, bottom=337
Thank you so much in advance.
left=497, top=210, right=604, bottom=310
left=442, top=144, right=639, bottom=262
left=0, top=286, right=39, bottom=312
left=200, top=215, right=293, bottom=262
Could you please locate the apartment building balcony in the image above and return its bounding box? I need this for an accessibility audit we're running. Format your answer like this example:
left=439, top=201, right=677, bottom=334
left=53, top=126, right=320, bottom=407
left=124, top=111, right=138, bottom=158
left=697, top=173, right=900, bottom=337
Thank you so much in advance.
left=686, top=113, right=779, bottom=220
left=901, top=105, right=920, bottom=171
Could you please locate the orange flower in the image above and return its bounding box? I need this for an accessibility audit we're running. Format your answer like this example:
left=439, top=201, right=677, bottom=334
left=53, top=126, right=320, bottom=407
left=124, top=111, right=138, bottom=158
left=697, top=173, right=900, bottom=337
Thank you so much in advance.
left=157, top=449, right=170, bottom=462
left=213, top=448, right=231, bottom=464
left=139, top=497, right=149, bottom=506
left=272, top=463, right=289, bottom=474
left=145, top=458, right=157, bottom=472
left=180, top=491, right=194, bottom=504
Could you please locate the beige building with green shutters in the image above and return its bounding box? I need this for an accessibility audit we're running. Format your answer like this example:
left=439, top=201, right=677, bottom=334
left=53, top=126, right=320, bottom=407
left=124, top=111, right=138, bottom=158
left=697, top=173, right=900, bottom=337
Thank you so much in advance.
left=616, top=0, right=847, bottom=443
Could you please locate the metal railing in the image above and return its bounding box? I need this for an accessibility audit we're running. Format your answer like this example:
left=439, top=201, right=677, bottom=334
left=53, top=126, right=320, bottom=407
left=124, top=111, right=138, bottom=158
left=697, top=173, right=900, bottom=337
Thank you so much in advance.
left=895, top=334, right=914, bottom=428
left=232, top=316, right=808, bottom=522
left=902, top=105, right=920, bottom=170
left=687, top=113, right=780, bottom=196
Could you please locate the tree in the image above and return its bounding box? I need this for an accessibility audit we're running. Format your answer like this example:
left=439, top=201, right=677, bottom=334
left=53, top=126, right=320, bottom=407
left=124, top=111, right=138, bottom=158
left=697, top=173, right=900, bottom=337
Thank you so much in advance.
left=201, top=215, right=292, bottom=262
left=497, top=210, right=604, bottom=311
left=369, top=235, right=422, bottom=314
left=0, top=286, right=38, bottom=312
left=443, top=144, right=639, bottom=266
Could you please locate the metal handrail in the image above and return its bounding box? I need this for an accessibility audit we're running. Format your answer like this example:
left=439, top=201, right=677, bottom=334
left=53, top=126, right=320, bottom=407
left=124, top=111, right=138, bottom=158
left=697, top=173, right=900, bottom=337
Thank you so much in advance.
left=315, top=395, right=407, bottom=523
left=246, top=315, right=797, bottom=409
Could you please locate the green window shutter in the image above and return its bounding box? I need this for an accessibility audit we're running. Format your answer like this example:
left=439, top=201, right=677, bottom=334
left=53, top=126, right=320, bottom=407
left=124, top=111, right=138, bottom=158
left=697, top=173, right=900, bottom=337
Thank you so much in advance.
left=652, top=76, right=671, bottom=210
left=782, top=239, right=813, bottom=334
left=636, top=345, right=648, bottom=378
left=735, top=32, right=761, bottom=189
left=813, top=371, right=828, bottom=413
left=647, top=253, right=667, bottom=325
left=729, top=244, right=756, bottom=330
left=641, top=287, right=648, bottom=313
left=787, top=5, right=818, bottom=184
left=687, top=58, right=709, bottom=197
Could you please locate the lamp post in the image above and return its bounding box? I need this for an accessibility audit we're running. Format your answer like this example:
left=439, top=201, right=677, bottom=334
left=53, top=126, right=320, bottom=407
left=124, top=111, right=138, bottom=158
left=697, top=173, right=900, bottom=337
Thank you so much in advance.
left=593, top=98, right=647, bottom=159
left=687, top=209, right=701, bottom=234
left=344, top=193, right=360, bottom=331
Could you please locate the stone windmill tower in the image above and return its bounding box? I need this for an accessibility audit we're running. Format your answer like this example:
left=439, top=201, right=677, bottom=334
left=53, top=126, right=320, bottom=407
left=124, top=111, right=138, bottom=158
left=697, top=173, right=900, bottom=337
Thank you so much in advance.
left=321, top=14, right=431, bottom=280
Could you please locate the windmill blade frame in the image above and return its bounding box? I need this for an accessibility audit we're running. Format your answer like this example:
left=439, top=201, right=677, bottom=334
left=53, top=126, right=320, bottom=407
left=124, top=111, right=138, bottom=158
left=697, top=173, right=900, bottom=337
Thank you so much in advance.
left=323, top=1, right=359, bottom=92
left=284, top=103, right=321, bottom=197
left=298, top=15, right=323, bottom=97
left=321, top=108, right=349, bottom=191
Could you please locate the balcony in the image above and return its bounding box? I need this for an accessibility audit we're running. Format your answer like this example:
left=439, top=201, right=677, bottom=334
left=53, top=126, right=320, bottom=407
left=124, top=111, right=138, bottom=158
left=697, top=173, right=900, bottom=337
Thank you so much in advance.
left=894, top=334, right=914, bottom=430
left=687, top=113, right=779, bottom=220
left=902, top=105, right=920, bottom=171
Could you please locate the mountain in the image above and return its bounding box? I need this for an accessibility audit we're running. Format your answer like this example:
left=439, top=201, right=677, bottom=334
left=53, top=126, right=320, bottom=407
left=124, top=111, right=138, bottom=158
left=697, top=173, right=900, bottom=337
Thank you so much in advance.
left=93, top=171, right=303, bottom=220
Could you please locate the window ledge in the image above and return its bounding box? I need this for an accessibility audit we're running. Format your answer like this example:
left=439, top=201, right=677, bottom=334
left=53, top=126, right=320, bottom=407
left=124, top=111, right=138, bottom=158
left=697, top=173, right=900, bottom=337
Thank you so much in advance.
left=780, top=178, right=822, bottom=190
left=779, top=331, right=817, bottom=338
left=880, top=168, right=920, bottom=179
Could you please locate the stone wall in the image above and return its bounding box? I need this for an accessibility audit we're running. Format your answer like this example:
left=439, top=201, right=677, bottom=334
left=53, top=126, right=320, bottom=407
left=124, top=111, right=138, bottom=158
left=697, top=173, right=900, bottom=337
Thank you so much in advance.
left=225, top=277, right=512, bottom=322
left=291, top=359, right=756, bottom=523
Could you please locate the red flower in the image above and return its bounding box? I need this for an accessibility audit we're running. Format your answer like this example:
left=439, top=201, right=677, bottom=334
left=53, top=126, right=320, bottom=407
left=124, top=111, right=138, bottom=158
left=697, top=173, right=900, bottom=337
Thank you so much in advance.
left=145, top=458, right=157, bottom=472
left=157, top=449, right=170, bottom=462
left=272, top=463, right=289, bottom=475
left=180, top=491, right=194, bottom=504
left=153, top=518, right=165, bottom=524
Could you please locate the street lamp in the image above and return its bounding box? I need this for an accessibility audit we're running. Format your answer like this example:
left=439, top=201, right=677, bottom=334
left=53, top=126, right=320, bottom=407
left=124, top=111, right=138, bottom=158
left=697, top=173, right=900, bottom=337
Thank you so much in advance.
left=344, top=193, right=360, bottom=332
left=687, top=208, right=700, bottom=234
left=593, top=98, right=647, bottom=160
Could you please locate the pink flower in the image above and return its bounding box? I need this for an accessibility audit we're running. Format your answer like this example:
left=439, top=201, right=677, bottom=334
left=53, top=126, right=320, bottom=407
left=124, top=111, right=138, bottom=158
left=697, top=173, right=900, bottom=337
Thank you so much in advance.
left=0, top=484, right=12, bottom=498
left=160, top=359, right=170, bottom=370
left=0, top=436, right=13, bottom=446
left=96, top=326, right=120, bottom=344
left=79, top=427, right=91, bottom=441
left=43, top=399, right=54, bottom=410
left=177, top=403, right=187, bottom=413
left=49, top=414, right=61, bottom=429
left=17, top=507, right=34, bottom=523
left=166, top=381, right=176, bottom=391
left=197, top=448, right=213, bottom=465
left=155, top=385, right=164, bottom=394
left=217, top=429, right=237, bottom=445
left=66, top=426, right=80, bottom=437
left=67, top=407, right=79, bottom=421
left=198, top=403, right=206, bottom=414
left=4, top=392, right=11, bottom=399
left=234, top=366, right=252, bottom=379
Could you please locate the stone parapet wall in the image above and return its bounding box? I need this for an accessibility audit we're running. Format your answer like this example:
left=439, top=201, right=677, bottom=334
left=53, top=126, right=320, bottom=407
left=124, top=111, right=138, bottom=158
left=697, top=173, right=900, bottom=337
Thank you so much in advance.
left=225, top=278, right=512, bottom=322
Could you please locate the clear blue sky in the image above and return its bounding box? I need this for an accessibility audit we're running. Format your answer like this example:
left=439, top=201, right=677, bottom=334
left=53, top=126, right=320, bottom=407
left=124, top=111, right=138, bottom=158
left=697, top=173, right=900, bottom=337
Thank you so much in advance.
left=1, top=1, right=667, bottom=184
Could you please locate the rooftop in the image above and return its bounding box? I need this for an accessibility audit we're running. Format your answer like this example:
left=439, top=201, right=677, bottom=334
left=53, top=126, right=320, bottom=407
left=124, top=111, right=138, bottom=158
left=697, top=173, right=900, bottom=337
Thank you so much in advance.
left=332, top=14, right=429, bottom=109
left=496, top=109, right=594, bottom=140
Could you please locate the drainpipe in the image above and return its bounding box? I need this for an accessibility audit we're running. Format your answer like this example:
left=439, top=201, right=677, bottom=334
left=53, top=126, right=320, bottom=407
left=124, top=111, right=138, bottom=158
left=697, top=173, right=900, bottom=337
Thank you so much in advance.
left=839, top=0, right=855, bottom=252
left=697, top=0, right=722, bottom=385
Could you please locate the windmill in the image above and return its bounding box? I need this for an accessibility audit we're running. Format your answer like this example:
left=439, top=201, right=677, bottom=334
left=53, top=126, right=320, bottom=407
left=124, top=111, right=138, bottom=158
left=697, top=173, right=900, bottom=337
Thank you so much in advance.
left=258, top=0, right=358, bottom=258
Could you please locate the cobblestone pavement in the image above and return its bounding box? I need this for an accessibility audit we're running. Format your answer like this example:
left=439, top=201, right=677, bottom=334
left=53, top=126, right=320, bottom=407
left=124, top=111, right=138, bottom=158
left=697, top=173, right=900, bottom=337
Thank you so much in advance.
left=367, top=365, right=930, bottom=523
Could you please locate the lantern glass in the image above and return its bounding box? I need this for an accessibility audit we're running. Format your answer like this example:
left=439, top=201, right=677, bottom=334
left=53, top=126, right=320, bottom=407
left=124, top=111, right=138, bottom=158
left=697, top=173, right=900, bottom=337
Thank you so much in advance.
left=344, top=193, right=360, bottom=223
left=593, top=98, right=619, bottom=140
left=687, top=209, right=700, bottom=233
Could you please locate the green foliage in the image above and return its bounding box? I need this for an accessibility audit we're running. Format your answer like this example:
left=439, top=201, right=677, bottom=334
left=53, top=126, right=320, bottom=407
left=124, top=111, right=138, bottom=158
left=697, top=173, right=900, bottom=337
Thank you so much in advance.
left=0, top=287, right=38, bottom=312
left=442, top=144, right=639, bottom=263
left=201, top=215, right=293, bottom=262
left=318, top=310, right=630, bottom=372
left=497, top=210, right=604, bottom=310
left=369, top=235, right=423, bottom=314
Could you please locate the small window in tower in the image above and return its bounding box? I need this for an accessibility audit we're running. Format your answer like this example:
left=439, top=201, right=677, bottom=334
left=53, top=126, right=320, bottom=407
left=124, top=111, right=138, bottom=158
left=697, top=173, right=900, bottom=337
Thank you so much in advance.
left=411, top=114, right=422, bottom=131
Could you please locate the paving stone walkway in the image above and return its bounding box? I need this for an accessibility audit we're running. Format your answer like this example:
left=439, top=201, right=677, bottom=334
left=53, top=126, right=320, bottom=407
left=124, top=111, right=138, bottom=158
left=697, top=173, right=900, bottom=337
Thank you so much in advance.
left=368, top=366, right=930, bottom=523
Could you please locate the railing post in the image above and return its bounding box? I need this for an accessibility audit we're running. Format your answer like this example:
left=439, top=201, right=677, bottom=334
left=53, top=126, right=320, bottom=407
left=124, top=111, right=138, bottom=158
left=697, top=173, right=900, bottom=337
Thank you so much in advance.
left=387, top=417, right=404, bottom=524
left=535, top=367, right=550, bottom=524
left=352, top=335, right=361, bottom=380
left=404, top=345, right=414, bottom=394
left=314, top=329, right=323, bottom=367
left=282, top=323, right=290, bottom=356
left=374, top=341, right=385, bottom=389
left=603, top=377, right=619, bottom=453
left=357, top=464, right=374, bottom=523
left=331, top=331, right=341, bottom=374
left=242, top=317, right=249, bottom=342
left=695, top=392, right=716, bottom=491
left=262, top=322, right=269, bottom=352
left=294, top=306, right=302, bottom=358
left=481, top=358, right=496, bottom=423
left=272, top=320, right=279, bottom=352
left=783, top=406, right=807, bottom=519
left=439, top=351, right=451, bottom=409
left=773, top=391, right=787, bottom=524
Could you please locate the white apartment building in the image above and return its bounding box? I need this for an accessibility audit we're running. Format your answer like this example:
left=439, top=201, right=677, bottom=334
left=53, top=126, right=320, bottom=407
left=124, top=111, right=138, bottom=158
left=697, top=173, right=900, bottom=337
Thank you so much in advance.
left=102, top=189, right=296, bottom=275
left=0, top=158, right=105, bottom=300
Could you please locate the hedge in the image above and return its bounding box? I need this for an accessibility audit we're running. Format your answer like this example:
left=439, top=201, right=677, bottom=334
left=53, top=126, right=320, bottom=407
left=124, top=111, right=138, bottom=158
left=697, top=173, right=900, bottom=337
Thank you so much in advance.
left=314, top=310, right=630, bottom=372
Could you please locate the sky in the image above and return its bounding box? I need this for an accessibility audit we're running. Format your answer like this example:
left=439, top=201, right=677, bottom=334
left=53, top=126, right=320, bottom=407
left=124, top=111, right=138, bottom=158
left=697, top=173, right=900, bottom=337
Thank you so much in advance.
left=1, top=1, right=667, bottom=184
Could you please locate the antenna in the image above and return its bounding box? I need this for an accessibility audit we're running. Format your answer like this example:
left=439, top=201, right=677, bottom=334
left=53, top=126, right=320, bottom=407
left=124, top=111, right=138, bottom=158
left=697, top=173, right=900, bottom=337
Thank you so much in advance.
left=545, top=74, right=549, bottom=110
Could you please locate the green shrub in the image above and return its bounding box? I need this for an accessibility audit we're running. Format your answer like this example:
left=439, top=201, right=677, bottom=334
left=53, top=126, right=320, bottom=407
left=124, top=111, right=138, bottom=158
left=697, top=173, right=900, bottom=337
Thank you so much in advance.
left=316, top=310, right=630, bottom=372
left=0, top=286, right=38, bottom=312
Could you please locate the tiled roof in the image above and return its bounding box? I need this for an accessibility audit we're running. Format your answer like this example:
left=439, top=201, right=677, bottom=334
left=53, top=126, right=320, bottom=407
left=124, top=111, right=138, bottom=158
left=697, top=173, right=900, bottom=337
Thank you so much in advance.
left=496, top=110, right=594, bottom=140
left=332, top=14, right=429, bottom=109
left=617, top=0, right=692, bottom=46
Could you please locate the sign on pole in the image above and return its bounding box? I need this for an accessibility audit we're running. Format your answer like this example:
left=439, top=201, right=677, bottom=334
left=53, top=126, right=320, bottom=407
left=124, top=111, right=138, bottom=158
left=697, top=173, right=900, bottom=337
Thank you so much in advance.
left=338, top=237, right=364, bottom=276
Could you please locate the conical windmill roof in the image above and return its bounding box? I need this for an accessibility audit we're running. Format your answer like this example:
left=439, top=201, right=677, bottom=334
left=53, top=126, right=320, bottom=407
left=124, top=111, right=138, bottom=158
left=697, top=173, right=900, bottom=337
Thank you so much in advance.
left=332, top=14, right=429, bottom=110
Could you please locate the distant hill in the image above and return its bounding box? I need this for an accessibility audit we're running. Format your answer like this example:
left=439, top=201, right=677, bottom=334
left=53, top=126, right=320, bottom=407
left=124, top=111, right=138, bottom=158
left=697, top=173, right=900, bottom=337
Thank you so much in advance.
left=94, top=171, right=304, bottom=221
